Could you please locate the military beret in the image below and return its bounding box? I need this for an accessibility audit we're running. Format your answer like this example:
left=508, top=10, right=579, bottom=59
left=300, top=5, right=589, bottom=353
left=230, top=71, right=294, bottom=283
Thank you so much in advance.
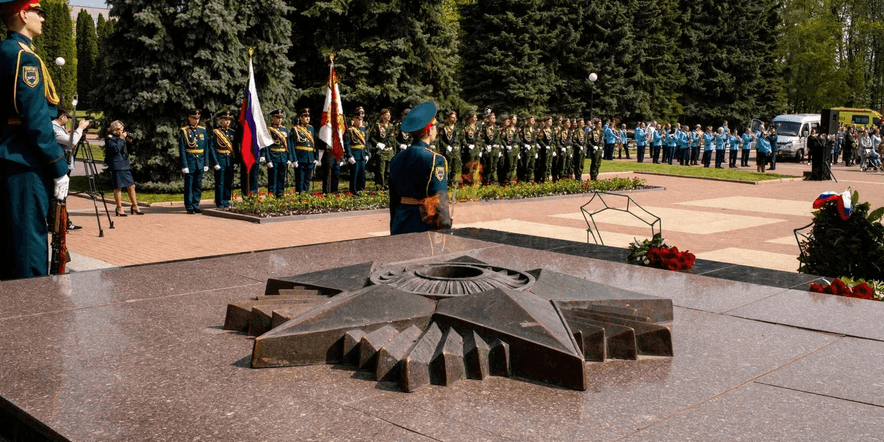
left=188, top=109, right=201, bottom=117
left=400, top=101, right=437, bottom=133
left=298, top=108, right=310, bottom=116
left=0, top=0, right=42, bottom=15
left=269, top=109, right=284, bottom=117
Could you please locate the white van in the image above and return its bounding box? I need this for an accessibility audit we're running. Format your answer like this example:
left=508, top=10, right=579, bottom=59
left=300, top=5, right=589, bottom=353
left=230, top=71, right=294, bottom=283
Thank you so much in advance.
left=769, top=114, right=820, bottom=162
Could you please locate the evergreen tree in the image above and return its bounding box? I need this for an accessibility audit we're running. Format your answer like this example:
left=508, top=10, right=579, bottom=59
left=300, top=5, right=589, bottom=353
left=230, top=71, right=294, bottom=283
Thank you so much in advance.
left=93, top=0, right=295, bottom=182
left=290, top=0, right=464, bottom=118
left=75, top=9, right=98, bottom=109
left=33, top=0, right=76, bottom=108
left=630, top=0, right=684, bottom=122
left=95, top=14, right=111, bottom=76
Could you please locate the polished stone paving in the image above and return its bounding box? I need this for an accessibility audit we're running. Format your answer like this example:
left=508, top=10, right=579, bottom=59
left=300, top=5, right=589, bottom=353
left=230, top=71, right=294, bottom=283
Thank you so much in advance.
left=1, top=230, right=882, bottom=441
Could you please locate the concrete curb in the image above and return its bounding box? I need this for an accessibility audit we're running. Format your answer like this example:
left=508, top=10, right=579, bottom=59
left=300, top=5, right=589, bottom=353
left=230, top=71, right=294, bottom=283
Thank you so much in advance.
left=632, top=171, right=802, bottom=185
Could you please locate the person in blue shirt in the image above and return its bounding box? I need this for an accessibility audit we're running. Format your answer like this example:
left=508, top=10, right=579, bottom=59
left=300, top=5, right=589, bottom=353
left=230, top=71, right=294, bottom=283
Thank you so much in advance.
left=344, top=107, right=369, bottom=193
left=603, top=119, right=617, bottom=160
left=389, top=101, right=451, bottom=235
left=767, top=126, right=779, bottom=170
left=634, top=122, right=646, bottom=163
left=691, top=124, right=702, bottom=165
left=755, top=126, right=771, bottom=173
left=741, top=127, right=753, bottom=167
left=663, top=123, right=677, bottom=165
left=676, top=124, right=689, bottom=165
left=728, top=129, right=740, bottom=168
left=714, top=127, right=726, bottom=168
left=702, top=126, right=715, bottom=168
left=618, top=124, right=630, bottom=159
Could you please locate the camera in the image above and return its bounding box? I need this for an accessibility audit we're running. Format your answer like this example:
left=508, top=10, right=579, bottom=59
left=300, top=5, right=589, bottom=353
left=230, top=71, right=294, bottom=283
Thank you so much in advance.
left=86, top=119, right=99, bottom=130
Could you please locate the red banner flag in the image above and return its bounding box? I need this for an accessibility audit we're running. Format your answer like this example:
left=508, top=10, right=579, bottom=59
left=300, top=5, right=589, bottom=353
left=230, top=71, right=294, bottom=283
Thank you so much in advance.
left=319, top=56, right=345, bottom=162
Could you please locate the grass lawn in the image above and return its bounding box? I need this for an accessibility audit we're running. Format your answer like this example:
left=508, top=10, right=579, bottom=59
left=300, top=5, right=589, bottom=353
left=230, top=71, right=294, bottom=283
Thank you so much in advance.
left=597, top=160, right=796, bottom=181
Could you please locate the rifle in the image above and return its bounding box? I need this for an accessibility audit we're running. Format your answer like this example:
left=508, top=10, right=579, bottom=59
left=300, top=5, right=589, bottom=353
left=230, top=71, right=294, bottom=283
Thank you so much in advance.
left=48, top=198, right=68, bottom=275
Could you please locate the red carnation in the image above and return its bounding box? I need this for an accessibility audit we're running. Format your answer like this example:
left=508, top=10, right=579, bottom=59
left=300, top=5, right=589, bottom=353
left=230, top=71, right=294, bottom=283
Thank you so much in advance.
left=665, top=260, right=680, bottom=271
left=852, top=283, right=875, bottom=300
left=809, top=283, right=826, bottom=293
left=823, top=285, right=834, bottom=294
left=830, top=279, right=850, bottom=297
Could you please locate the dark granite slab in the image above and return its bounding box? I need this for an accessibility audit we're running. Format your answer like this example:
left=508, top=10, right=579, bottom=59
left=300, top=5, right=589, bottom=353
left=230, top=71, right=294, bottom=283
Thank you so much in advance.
left=619, top=383, right=884, bottom=442
left=699, top=263, right=824, bottom=290
left=451, top=227, right=582, bottom=251
left=756, top=337, right=884, bottom=407
left=467, top=247, right=791, bottom=314
left=729, top=288, right=884, bottom=341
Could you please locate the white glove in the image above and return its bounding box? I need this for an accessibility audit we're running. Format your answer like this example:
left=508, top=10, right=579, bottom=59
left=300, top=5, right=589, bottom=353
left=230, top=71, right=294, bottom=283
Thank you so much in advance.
left=365, top=153, right=371, bottom=161
left=552, top=151, right=557, bottom=157
left=399, top=144, right=407, bottom=150
left=313, top=160, right=320, bottom=166
left=447, top=145, right=452, bottom=152
left=498, top=152, right=503, bottom=157
left=535, top=153, right=538, bottom=159
left=494, top=144, right=500, bottom=149
left=517, top=154, right=521, bottom=159
left=469, top=144, right=475, bottom=150
left=348, top=157, right=356, bottom=165
left=377, top=142, right=386, bottom=150
left=259, top=156, right=266, bottom=163
left=524, top=144, right=530, bottom=150
left=485, top=146, right=491, bottom=152
left=203, top=166, right=209, bottom=172
left=182, top=168, right=190, bottom=174
left=267, top=162, right=274, bottom=168
left=546, top=145, right=551, bottom=150
left=287, top=161, right=293, bottom=168
left=339, top=161, right=344, bottom=167
left=53, top=174, right=69, bottom=200
left=294, top=161, right=299, bottom=168
left=479, top=152, right=483, bottom=158
left=506, top=145, right=512, bottom=151
left=213, top=164, right=221, bottom=170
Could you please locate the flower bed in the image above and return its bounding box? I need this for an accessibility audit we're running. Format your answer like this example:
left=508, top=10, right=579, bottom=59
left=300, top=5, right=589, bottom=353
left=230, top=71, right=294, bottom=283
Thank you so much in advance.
left=230, top=177, right=648, bottom=218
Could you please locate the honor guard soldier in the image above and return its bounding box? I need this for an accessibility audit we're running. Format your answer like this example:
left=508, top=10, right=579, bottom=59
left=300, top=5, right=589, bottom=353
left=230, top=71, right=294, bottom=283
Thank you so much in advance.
left=209, top=110, right=236, bottom=208
left=290, top=108, right=316, bottom=193
left=344, top=106, right=368, bottom=193
left=536, top=117, right=554, bottom=182
left=436, top=110, right=462, bottom=185
left=588, top=120, right=604, bottom=180
left=389, top=101, right=451, bottom=235
left=461, top=113, right=480, bottom=185
left=480, top=110, right=500, bottom=184
left=572, top=118, right=587, bottom=180
left=368, top=108, right=396, bottom=190
left=264, top=109, right=289, bottom=197
left=179, top=109, right=209, bottom=213
left=395, top=108, right=411, bottom=154
left=501, top=114, right=519, bottom=184
left=1, top=0, right=71, bottom=279
left=518, top=116, right=538, bottom=183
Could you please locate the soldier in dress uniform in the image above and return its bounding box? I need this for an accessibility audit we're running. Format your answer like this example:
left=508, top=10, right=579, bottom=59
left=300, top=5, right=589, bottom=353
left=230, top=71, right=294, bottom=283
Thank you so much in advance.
left=368, top=108, right=395, bottom=190
left=501, top=114, right=520, bottom=184
left=264, top=109, right=289, bottom=197
left=518, top=115, right=538, bottom=183
left=536, top=117, right=554, bottom=183
left=208, top=110, right=236, bottom=208
left=588, top=119, right=604, bottom=180
left=389, top=101, right=451, bottom=235
left=290, top=108, right=316, bottom=193
left=461, top=112, right=481, bottom=185
left=436, top=110, right=461, bottom=185
left=1, top=0, right=71, bottom=279
left=179, top=109, right=209, bottom=214
left=480, top=110, right=500, bottom=184
left=572, top=118, right=587, bottom=180
left=395, top=108, right=412, bottom=154
left=344, top=106, right=369, bottom=193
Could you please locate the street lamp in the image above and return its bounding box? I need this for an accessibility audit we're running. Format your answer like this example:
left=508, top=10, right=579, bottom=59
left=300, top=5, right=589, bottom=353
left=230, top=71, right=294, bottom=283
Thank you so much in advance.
left=55, top=57, right=65, bottom=107
left=588, top=72, right=598, bottom=121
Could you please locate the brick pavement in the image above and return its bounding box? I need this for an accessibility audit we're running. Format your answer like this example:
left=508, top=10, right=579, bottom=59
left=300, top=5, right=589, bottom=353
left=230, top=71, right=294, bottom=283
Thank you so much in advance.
left=64, top=159, right=884, bottom=273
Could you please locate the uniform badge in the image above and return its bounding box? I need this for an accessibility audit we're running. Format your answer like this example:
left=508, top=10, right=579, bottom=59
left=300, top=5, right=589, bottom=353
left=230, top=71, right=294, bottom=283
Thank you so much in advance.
left=22, top=66, right=39, bottom=88
left=435, top=166, right=445, bottom=181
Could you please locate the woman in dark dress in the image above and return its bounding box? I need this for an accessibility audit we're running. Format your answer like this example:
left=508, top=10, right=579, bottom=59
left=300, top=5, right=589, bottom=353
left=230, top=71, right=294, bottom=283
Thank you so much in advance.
left=105, top=120, right=143, bottom=216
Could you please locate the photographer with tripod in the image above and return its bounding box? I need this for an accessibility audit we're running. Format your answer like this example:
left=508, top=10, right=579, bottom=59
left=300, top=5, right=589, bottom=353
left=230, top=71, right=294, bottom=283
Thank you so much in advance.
left=52, top=106, right=88, bottom=231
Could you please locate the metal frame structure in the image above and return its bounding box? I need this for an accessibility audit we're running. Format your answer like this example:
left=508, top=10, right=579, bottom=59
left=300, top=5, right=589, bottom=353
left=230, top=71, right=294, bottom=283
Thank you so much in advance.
left=580, top=191, right=661, bottom=245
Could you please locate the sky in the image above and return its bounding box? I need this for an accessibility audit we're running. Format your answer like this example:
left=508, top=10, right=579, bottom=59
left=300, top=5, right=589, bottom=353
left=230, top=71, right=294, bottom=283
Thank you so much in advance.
left=71, top=1, right=108, bottom=7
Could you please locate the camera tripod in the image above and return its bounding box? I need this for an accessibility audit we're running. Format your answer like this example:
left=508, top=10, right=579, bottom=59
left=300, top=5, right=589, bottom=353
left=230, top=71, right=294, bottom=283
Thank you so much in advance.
left=72, top=136, right=115, bottom=236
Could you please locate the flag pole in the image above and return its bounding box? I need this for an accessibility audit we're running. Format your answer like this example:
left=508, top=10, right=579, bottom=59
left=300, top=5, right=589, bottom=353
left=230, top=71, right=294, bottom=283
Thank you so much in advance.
left=325, top=54, right=333, bottom=194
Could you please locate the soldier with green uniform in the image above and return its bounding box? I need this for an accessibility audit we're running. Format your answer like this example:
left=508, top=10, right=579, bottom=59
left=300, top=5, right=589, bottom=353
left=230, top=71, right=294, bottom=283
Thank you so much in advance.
left=461, top=113, right=481, bottom=185
left=368, top=108, right=396, bottom=190
left=480, top=110, right=500, bottom=184
left=436, top=110, right=461, bottom=185
left=501, top=114, right=520, bottom=184
left=518, top=116, right=538, bottom=183
left=588, top=119, right=605, bottom=180
left=395, top=108, right=412, bottom=154
left=572, top=118, right=587, bottom=180
left=536, top=117, right=553, bottom=183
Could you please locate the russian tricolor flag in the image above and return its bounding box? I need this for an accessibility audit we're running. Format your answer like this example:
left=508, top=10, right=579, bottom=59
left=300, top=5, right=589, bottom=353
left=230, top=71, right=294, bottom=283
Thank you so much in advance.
left=813, top=190, right=853, bottom=220
left=238, top=50, right=273, bottom=176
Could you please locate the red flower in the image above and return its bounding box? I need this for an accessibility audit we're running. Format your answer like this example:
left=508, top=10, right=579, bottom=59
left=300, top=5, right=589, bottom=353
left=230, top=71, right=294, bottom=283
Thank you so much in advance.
left=823, top=285, right=834, bottom=294
left=830, top=279, right=850, bottom=297
left=852, top=283, right=875, bottom=300
left=809, top=283, right=826, bottom=293
left=677, top=254, right=691, bottom=270
left=665, top=259, right=680, bottom=271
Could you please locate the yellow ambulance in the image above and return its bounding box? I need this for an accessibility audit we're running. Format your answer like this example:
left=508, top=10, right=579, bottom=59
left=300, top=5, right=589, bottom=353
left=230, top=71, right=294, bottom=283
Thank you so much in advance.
left=831, top=108, right=882, bottom=128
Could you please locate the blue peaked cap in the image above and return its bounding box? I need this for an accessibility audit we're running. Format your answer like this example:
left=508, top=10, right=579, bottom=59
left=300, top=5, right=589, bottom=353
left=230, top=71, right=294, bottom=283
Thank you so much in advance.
left=400, top=101, right=437, bottom=133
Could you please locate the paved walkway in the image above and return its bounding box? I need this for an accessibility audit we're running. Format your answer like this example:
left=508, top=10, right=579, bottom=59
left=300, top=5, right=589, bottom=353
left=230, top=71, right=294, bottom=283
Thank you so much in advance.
left=63, top=158, right=884, bottom=274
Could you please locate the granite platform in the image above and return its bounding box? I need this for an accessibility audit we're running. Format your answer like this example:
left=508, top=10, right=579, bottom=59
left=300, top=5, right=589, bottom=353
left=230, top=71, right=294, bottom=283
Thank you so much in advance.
left=2, top=229, right=882, bottom=441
